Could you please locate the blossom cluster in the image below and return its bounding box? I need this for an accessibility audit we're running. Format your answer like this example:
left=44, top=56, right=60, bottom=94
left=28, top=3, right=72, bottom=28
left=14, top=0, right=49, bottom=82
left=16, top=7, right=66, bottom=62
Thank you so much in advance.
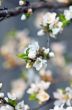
left=0, top=80, right=51, bottom=109
left=27, top=80, right=50, bottom=104
left=37, top=6, right=72, bottom=38
left=18, top=41, right=54, bottom=71
left=0, top=83, right=29, bottom=110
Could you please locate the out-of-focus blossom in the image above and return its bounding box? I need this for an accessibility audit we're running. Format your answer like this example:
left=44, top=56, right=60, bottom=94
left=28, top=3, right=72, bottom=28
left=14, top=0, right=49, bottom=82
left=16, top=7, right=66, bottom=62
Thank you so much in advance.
left=40, top=69, right=53, bottom=82
left=35, top=12, right=45, bottom=28
left=51, top=42, right=65, bottom=55
left=52, top=56, right=65, bottom=67
left=19, top=0, right=25, bottom=6
left=64, top=6, right=72, bottom=21
left=0, top=30, right=30, bottom=69
left=64, top=64, right=72, bottom=79
left=57, top=0, right=69, bottom=3
left=0, top=105, right=14, bottom=110
left=10, top=79, right=26, bottom=100
left=51, top=42, right=65, bottom=67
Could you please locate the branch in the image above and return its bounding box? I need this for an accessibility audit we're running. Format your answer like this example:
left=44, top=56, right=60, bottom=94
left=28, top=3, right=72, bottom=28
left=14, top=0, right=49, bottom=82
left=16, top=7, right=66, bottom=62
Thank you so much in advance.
left=0, top=1, right=72, bottom=21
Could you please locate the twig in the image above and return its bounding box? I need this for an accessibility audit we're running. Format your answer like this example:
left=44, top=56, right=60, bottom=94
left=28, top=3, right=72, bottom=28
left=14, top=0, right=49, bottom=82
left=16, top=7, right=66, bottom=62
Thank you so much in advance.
left=0, top=1, right=72, bottom=21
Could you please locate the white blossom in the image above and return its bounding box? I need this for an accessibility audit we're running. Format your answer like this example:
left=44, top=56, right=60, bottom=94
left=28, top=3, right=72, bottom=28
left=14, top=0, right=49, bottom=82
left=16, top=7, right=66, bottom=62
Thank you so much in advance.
left=26, top=41, right=39, bottom=59
left=42, top=12, right=57, bottom=26
left=33, top=57, right=47, bottom=71
left=7, top=93, right=16, bottom=100
left=38, top=12, right=63, bottom=37
left=53, top=87, right=72, bottom=106
left=27, top=80, right=50, bottom=94
left=43, top=47, right=50, bottom=54
left=66, top=107, right=72, bottom=110
left=37, top=29, right=45, bottom=36
left=27, top=80, right=50, bottom=103
left=64, top=10, right=71, bottom=21
left=0, top=92, right=4, bottom=98
left=49, top=52, right=55, bottom=57
left=38, top=80, right=51, bottom=90
left=36, top=90, right=50, bottom=103
left=27, top=83, right=37, bottom=94
left=0, top=83, right=2, bottom=89
left=64, top=6, right=72, bottom=21
left=28, top=41, right=39, bottom=52
left=15, top=101, right=29, bottom=110
left=69, top=6, right=72, bottom=19
left=49, top=17, right=63, bottom=38
left=0, top=105, right=14, bottom=110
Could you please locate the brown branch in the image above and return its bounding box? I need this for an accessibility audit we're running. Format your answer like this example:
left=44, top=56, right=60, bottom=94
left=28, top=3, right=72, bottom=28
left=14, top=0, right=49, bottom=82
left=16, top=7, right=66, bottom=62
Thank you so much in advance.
left=31, top=1, right=72, bottom=10
left=0, top=1, right=72, bottom=21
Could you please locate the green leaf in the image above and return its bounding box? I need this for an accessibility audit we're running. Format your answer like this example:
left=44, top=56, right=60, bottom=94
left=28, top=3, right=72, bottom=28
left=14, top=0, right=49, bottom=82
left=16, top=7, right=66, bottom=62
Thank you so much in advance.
left=26, top=13, right=31, bottom=18
left=8, top=99, right=17, bottom=107
left=17, top=53, right=27, bottom=59
left=29, top=93, right=38, bottom=101
left=59, top=14, right=70, bottom=27
left=17, top=48, right=30, bottom=62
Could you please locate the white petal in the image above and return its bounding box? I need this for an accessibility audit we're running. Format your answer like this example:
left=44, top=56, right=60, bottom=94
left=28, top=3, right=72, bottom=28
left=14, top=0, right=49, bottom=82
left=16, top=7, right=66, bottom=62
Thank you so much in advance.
left=37, top=30, right=44, bottom=36
left=21, top=14, right=26, bottom=20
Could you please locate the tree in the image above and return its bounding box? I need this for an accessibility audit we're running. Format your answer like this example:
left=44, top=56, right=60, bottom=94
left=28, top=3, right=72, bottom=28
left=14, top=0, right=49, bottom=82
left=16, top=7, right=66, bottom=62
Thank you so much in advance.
left=0, top=0, right=72, bottom=110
